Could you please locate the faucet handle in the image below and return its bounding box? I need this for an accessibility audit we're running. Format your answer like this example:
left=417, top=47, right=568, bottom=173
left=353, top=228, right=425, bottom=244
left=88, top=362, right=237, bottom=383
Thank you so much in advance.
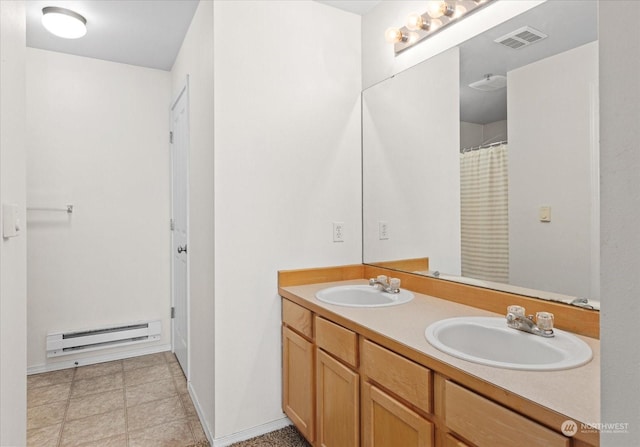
left=536, top=312, right=554, bottom=330
left=377, top=275, right=388, bottom=284
left=507, top=305, right=525, bottom=316
left=389, top=278, right=401, bottom=290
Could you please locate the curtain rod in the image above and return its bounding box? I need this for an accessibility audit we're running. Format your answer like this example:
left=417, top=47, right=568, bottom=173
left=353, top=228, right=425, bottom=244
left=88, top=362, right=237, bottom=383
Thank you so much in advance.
left=460, top=140, right=508, bottom=154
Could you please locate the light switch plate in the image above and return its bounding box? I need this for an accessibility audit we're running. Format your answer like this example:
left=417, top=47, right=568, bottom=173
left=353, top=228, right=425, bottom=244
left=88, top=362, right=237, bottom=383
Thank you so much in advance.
left=539, top=206, right=551, bottom=222
left=2, top=203, right=21, bottom=238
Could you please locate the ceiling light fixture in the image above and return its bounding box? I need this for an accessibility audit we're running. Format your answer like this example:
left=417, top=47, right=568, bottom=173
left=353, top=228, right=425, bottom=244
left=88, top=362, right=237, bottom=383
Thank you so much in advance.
left=468, top=74, right=507, bottom=91
left=386, top=0, right=494, bottom=55
left=42, top=6, right=87, bottom=39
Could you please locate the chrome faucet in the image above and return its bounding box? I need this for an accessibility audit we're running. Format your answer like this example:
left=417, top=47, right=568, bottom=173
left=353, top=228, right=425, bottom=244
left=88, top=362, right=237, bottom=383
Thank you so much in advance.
left=369, top=275, right=401, bottom=294
left=506, top=305, right=555, bottom=338
left=570, top=297, right=594, bottom=309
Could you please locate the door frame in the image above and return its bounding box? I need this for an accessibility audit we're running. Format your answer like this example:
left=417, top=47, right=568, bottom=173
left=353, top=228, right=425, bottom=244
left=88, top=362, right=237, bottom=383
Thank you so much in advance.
left=170, top=76, right=191, bottom=379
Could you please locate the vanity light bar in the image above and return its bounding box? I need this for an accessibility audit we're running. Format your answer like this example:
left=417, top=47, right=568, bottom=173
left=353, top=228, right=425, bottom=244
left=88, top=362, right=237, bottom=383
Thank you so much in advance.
left=386, top=0, right=495, bottom=55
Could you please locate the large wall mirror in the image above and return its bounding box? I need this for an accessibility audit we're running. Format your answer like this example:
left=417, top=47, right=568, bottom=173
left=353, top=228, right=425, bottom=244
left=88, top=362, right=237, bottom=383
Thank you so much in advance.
left=362, top=1, right=599, bottom=309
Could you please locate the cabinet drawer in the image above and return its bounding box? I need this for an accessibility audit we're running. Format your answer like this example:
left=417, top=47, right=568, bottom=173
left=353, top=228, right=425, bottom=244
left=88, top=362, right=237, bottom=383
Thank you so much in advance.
left=444, top=381, right=569, bottom=447
left=315, top=316, right=358, bottom=367
left=282, top=299, right=313, bottom=339
left=362, top=340, right=431, bottom=413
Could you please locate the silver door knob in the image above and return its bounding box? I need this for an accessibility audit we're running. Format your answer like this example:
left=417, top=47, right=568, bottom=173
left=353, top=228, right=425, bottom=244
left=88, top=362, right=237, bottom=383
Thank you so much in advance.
left=177, top=245, right=187, bottom=254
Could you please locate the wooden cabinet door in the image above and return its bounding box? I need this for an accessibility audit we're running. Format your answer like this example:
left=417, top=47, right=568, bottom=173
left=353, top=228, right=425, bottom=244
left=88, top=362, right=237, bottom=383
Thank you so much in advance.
left=283, top=326, right=315, bottom=442
left=363, top=383, right=434, bottom=447
left=444, top=433, right=471, bottom=447
left=316, top=349, right=359, bottom=447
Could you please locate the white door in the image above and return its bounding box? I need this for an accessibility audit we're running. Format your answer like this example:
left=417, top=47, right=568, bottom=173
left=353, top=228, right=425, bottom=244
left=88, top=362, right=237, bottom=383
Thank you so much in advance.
left=171, top=80, right=189, bottom=377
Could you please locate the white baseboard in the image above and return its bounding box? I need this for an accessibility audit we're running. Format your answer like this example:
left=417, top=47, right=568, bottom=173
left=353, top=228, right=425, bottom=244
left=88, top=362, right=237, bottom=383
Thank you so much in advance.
left=211, top=417, right=292, bottom=447
left=27, top=343, right=172, bottom=375
left=187, top=381, right=214, bottom=445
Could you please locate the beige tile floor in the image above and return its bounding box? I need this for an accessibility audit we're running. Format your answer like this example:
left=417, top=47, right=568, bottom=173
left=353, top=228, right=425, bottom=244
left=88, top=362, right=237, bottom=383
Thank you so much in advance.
left=27, top=352, right=209, bottom=447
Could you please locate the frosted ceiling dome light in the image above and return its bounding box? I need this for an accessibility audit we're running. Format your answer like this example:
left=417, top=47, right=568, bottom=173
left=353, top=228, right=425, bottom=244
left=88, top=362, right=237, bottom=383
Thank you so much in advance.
left=42, top=6, right=87, bottom=39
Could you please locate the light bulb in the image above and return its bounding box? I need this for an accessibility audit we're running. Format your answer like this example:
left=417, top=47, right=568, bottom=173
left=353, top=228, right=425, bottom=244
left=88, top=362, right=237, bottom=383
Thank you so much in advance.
left=42, top=6, right=87, bottom=39
left=426, top=1, right=445, bottom=18
left=426, top=1, right=454, bottom=19
left=406, top=12, right=428, bottom=31
left=385, top=27, right=405, bottom=44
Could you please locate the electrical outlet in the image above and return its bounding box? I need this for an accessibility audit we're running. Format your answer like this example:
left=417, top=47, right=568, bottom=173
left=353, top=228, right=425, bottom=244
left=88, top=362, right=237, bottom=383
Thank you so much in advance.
left=333, top=222, right=344, bottom=242
left=378, top=221, right=389, bottom=240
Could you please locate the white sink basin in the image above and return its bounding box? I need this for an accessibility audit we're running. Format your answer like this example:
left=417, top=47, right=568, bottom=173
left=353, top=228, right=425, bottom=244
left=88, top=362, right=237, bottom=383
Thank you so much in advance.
left=425, top=317, right=592, bottom=371
left=316, top=285, right=414, bottom=308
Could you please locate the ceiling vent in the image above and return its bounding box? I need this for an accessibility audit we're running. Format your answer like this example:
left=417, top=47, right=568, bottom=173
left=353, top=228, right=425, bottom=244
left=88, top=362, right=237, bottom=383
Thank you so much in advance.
left=469, top=74, right=507, bottom=92
left=494, top=26, right=547, bottom=49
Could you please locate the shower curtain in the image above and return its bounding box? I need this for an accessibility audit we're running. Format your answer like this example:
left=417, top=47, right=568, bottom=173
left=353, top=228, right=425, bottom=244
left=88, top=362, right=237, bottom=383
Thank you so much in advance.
left=459, top=144, right=509, bottom=283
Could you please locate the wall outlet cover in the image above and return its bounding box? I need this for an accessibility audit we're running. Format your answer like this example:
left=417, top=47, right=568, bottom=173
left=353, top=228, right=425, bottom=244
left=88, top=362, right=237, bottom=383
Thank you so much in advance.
left=333, top=222, right=344, bottom=242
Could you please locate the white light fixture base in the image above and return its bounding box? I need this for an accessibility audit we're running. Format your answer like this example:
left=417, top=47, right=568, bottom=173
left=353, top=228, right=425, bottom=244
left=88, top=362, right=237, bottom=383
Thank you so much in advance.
left=42, top=6, right=87, bottom=39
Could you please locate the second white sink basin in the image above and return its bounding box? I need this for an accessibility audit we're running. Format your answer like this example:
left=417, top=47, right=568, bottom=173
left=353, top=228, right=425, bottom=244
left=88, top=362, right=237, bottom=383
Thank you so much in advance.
left=425, top=317, right=592, bottom=371
left=316, top=285, right=414, bottom=308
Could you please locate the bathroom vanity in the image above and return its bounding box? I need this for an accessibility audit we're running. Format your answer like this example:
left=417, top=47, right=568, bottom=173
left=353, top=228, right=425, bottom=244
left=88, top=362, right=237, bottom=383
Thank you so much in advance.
left=279, top=265, right=599, bottom=447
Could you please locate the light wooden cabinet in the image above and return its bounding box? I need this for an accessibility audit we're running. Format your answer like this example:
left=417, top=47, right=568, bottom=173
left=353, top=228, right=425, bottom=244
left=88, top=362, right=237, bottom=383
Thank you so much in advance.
left=443, top=381, right=569, bottom=447
left=316, top=349, right=359, bottom=447
left=281, top=297, right=595, bottom=447
left=361, top=339, right=432, bottom=414
left=362, top=382, right=434, bottom=447
left=443, top=433, right=471, bottom=447
left=282, top=326, right=315, bottom=442
left=316, top=316, right=358, bottom=368
left=283, top=298, right=313, bottom=338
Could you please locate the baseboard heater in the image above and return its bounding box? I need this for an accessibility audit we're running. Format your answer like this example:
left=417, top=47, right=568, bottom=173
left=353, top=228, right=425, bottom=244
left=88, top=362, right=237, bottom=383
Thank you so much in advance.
left=46, top=320, right=161, bottom=357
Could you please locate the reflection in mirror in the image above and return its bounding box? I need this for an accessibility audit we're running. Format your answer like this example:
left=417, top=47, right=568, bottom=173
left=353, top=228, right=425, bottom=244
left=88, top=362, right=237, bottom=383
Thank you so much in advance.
left=362, top=1, right=599, bottom=309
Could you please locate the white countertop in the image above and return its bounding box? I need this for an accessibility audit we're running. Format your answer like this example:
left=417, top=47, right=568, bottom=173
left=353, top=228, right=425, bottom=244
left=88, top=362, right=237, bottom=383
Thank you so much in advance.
left=282, top=279, right=600, bottom=425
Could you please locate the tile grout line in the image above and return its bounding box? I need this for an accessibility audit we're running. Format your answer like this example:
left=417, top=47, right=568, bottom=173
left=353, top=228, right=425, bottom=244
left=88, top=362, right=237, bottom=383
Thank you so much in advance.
left=55, top=366, right=77, bottom=447
left=170, top=355, right=199, bottom=444
left=121, top=360, right=129, bottom=447
left=27, top=354, right=195, bottom=446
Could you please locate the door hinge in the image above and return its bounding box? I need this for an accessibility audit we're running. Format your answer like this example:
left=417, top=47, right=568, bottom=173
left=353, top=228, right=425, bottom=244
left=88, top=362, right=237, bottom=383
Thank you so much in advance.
left=169, top=131, right=174, bottom=144
left=171, top=307, right=175, bottom=319
left=170, top=218, right=175, bottom=231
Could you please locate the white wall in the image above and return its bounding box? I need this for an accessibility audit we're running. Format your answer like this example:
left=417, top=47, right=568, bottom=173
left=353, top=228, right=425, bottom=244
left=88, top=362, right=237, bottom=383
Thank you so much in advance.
left=170, top=0, right=215, bottom=440
left=213, top=0, right=361, bottom=439
left=26, top=48, right=172, bottom=369
left=460, top=121, right=483, bottom=150
left=600, top=1, right=640, bottom=445
left=460, top=120, right=507, bottom=150
left=508, top=42, right=598, bottom=299
left=363, top=48, right=461, bottom=274
left=362, top=0, right=545, bottom=88
left=0, top=1, right=27, bottom=444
